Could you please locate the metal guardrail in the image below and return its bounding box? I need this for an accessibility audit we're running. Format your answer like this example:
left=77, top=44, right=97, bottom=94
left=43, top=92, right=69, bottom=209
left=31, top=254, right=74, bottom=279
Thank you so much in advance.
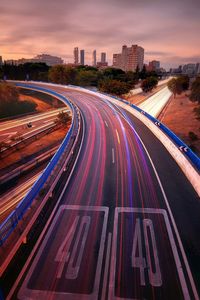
left=0, top=146, right=58, bottom=185
left=128, top=103, right=200, bottom=171
left=79, top=87, right=200, bottom=172
left=40, top=83, right=200, bottom=170
left=0, top=84, right=79, bottom=246
left=0, top=123, right=56, bottom=158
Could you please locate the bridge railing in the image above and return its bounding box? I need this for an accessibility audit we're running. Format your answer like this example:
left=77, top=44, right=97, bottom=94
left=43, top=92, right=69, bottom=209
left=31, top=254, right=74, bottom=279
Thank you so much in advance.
left=70, top=85, right=200, bottom=171
left=0, top=84, right=80, bottom=246
left=128, top=102, right=200, bottom=171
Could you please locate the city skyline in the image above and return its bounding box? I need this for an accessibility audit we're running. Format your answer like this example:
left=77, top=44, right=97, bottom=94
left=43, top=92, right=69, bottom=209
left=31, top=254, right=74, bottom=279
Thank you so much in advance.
left=0, top=0, right=200, bottom=69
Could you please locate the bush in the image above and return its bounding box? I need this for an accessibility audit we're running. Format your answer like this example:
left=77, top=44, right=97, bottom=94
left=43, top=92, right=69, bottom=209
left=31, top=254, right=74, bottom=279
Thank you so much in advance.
left=0, top=82, right=37, bottom=118
left=190, top=77, right=200, bottom=104
left=193, top=106, right=200, bottom=120
left=141, top=76, right=158, bottom=93
left=56, top=111, right=71, bottom=125
left=98, top=79, right=132, bottom=95
left=188, top=131, right=198, bottom=141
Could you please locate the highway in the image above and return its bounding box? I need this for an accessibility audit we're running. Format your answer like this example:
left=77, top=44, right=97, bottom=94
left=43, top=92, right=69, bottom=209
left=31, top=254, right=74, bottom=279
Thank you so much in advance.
left=0, top=172, right=42, bottom=223
left=0, top=107, right=69, bottom=144
left=7, top=84, right=200, bottom=300
left=138, top=86, right=172, bottom=117
left=129, top=77, right=171, bottom=96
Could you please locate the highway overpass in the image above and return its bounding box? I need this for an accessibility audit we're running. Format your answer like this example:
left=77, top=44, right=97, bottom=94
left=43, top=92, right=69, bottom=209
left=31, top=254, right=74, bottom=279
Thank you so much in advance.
left=1, top=82, right=200, bottom=300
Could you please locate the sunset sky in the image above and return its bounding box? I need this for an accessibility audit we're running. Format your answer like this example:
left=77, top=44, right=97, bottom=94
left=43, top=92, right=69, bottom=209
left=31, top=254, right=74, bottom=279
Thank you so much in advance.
left=0, top=0, right=199, bottom=69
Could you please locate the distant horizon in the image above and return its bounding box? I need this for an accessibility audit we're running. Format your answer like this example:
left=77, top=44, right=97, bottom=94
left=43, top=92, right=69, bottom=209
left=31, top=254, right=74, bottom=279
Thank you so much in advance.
left=1, top=0, right=199, bottom=70
left=2, top=48, right=200, bottom=71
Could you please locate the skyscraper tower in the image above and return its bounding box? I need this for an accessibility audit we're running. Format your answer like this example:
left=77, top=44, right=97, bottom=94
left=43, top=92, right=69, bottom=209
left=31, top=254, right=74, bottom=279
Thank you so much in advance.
left=74, top=47, right=79, bottom=65
left=113, top=44, right=144, bottom=71
left=92, top=50, right=97, bottom=66
left=101, top=52, right=106, bottom=63
left=80, top=49, right=85, bottom=65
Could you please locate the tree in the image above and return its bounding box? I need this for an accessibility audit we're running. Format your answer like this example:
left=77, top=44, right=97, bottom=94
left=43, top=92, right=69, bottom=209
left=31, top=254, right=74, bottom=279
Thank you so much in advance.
left=56, top=111, right=71, bottom=126
left=168, top=76, right=190, bottom=98
left=193, top=106, right=200, bottom=120
left=141, top=76, right=158, bottom=93
left=48, top=65, right=77, bottom=85
left=124, top=71, right=137, bottom=86
left=0, top=82, right=37, bottom=118
left=102, top=68, right=125, bottom=80
left=178, top=75, right=189, bottom=91
left=140, top=65, right=147, bottom=79
left=98, top=79, right=131, bottom=95
left=190, top=77, right=200, bottom=104
left=167, top=78, right=182, bottom=98
left=77, top=70, right=99, bottom=86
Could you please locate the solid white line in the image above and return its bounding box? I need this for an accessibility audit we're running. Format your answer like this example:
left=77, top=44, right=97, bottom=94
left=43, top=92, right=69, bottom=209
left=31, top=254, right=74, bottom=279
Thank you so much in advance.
left=17, top=206, right=109, bottom=299
left=101, top=232, right=112, bottom=300
left=128, top=121, right=198, bottom=300
left=104, top=120, right=108, bottom=128
left=101, top=98, right=198, bottom=299
left=112, top=148, right=115, bottom=164
left=115, top=129, right=120, bottom=144
left=52, top=85, right=198, bottom=299
left=7, top=109, right=85, bottom=299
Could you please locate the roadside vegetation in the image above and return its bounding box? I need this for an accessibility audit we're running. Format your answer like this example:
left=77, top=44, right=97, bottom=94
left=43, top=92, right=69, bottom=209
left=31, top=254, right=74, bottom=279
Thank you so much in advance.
left=0, top=82, right=37, bottom=118
left=141, top=76, right=158, bottom=92
left=55, top=111, right=71, bottom=126
left=190, top=76, right=200, bottom=121
left=0, top=62, right=161, bottom=96
left=164, top=75, right=200, bottom=155
left=167, top=76, right=189, bottom=97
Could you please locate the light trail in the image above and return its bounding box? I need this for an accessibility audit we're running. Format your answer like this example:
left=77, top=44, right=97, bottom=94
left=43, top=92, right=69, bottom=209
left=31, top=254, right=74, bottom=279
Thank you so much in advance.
left=139, top=86, right=172, bottom=117
left=0, top=172, right=41, bottom=222
left=0, top=108, right=69, bottom=132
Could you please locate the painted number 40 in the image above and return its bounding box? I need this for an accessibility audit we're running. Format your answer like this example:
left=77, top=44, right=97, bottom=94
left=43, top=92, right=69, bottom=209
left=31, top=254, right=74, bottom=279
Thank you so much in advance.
left=55, top=215, right=91, bottom=280
left=131, top=218, right=162, bottom=287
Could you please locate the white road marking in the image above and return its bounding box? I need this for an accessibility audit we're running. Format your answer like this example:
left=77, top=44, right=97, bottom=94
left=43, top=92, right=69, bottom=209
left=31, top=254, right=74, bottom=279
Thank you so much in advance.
left=143, top=218, right=162, bottom=287
left=115, top=129, right=120, bottom=144
left=18, top=205, right=109, bottom=300
left=7, top=111, right=85, bottom=297
left=0, top=131, right=18, bottom=137
left=66, top=216, right=90, bottom=279
left=130, top=125, right=198, bottom=300
left=106, top=100, right=199, bottom=299
left=104, top=120, right=108, bottom=127
left=112, top=148, right=115, bottom=164
left=109, top=208, right=191, bottom=300
left=101, top=233, right=112, bottom=300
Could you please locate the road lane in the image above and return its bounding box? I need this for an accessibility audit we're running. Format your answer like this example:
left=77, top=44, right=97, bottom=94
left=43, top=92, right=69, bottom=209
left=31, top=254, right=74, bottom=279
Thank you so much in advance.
left=7, top=84, right=199, bottom=300
left=0, top=107, right=69, bottom=144
left=0, top=172, right=41, bottom=222
left=138, top=86, right=172, bottom=117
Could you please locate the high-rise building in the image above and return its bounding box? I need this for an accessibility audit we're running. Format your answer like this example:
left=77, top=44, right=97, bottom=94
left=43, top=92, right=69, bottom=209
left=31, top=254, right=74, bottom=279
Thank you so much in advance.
left=195, top=63, right=200, bottom=74
left=4, top=54, right=63, bottom=66
left=113, top=53, right=122, bottom=68
left=74, top=47, right=79, bottom=65
left=113, top=44, right=144, bottom=71
left=0, top=56, right=2, bottom=66
left=101, top=52, right=106, bottom=63
left=182, top=64, right=196, bottom=75
left=80, top=50, right=85, bottom=65
left=92, top=50, right=97, bottom=66
left=32, top=54, right=63, bottom=66
left=148, top=60, right=160, bottom=71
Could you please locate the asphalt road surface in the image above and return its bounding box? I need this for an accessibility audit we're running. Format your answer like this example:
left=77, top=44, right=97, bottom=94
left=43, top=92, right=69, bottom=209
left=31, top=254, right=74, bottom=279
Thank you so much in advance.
left=11, top=84, right=200, bottom=300
left=0, top=107, right=69, bottom=144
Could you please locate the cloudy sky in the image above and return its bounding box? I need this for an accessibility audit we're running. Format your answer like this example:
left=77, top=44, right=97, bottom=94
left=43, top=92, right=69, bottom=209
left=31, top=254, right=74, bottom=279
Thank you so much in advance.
left=0, top=0, right=199, bottom=69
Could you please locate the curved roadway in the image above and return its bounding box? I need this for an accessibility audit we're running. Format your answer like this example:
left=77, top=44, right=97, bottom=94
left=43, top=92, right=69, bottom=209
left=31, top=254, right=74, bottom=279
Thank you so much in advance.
left=13, top=84, right=200, bottom=300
